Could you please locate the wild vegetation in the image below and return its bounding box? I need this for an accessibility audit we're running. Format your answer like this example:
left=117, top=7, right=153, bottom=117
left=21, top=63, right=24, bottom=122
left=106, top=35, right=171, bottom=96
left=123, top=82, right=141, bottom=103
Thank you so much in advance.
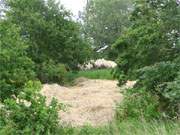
left=6, top=0, right=92, bottom=83
left=113, top=0, right=180, bottom=118
left=0, top=0, right=179, bottom=134
left=82, top=0, right=133, bottom=59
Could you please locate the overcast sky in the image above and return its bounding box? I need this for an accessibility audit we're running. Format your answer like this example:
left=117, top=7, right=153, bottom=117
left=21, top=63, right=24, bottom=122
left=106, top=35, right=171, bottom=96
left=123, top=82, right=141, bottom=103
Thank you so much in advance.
left=59, top=0, right=87, bottom=18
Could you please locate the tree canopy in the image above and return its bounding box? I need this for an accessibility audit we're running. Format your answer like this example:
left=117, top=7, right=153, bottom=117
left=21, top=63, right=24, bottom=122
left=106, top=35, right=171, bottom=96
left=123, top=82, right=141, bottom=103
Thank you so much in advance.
left=82, top=0, right=133, bottom=58
left=6, top=0, right=91, bottom=70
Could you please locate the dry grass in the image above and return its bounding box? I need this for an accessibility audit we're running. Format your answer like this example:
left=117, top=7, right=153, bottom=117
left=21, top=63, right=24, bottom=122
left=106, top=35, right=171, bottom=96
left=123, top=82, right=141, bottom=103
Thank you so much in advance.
left=41, top=78, right=123, bottom=126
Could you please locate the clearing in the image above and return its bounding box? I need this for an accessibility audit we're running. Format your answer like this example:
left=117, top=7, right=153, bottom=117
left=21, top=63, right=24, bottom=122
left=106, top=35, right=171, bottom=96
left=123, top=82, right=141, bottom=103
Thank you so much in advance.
left=41, top=78, right=123, bottom=126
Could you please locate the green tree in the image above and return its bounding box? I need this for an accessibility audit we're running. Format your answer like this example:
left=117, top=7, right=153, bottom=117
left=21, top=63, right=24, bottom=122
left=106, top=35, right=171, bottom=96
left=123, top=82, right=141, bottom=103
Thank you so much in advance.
left=0, top=17, right=61, bottom=135
left=114, top=0, right=179, bottom=83
left=6, top=0, right=91, bottom=70
left=113, top=0, right=180, bottom=117
left=0, top=21, right=35, bottom=101
left=82, top=0, right=133, bottom=59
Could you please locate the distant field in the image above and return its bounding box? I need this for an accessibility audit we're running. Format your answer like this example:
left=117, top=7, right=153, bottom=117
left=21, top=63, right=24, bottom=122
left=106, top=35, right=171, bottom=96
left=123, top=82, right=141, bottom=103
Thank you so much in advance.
left=68, top=69, right=115, bottom=80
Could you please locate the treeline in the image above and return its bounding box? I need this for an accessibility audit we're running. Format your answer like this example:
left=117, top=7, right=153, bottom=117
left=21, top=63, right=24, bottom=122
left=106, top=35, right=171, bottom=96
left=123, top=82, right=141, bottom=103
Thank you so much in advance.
left=0, top=0, right=91, bottom=134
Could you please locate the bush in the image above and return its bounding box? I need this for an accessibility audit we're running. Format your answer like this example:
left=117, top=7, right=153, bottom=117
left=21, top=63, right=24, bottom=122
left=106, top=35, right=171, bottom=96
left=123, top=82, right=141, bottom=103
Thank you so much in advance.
left=0, top=22, right=35, bottom=101
left=37, top=60, right=68, bottom=85
left=159, top=73, right=180, bottom=117
left=116, top=88, right=160, bottom=121
left=0, top=81, right=61, bottom=134
left=136, top=61, right=180, bottom=91
left=136, top=60, right=180, bottom=118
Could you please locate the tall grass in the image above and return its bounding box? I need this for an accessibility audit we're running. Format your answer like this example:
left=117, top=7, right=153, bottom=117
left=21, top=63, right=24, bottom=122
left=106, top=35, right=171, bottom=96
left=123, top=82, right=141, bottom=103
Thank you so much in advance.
left=59, top=119, right=180, bottom=135
left=110, top=119, right=180, bottom=135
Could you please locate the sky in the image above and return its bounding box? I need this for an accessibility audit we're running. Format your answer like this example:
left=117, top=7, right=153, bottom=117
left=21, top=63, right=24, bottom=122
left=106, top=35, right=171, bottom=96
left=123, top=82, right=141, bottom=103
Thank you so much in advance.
left=59, top=0, right=87, bottom=18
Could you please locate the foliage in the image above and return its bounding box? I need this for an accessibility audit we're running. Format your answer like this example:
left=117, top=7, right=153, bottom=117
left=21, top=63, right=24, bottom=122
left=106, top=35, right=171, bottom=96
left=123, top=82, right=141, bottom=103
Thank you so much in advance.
left=113, top=0, right=179, bottom=82
left=0, top=19, right=61, bottom=135
left=113, top=0, right=180, bottom=117
left=162, top=72, right=180, bottom=117
left=82, top=0, right=133, bottom=59
left=37, top=60, right=68, bottom=85
left=116, top=88, right=160, bottom=121
left=0, top=21, right=35, bottom=101
left=6, top=0, right=91, bottom=70
left=0, top=81, right=61, bottom=134
left=1, top=0, right=179, bottom=134
left=136, top=59, right=180, bottom=117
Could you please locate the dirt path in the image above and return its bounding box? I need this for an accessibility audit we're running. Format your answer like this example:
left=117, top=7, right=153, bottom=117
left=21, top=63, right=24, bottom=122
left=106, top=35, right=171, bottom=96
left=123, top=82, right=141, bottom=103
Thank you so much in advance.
left=41, top=78, right=123, bottom=126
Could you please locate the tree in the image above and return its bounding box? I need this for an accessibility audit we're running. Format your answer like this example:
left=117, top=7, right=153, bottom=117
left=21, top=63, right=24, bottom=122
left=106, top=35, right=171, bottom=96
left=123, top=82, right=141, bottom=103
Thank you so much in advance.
left=114, top=0, right=180, bottom=82
left=82, top=0, right=133, bottom=59
left=0, top=21, right=35, bottom=101
left=0, top=11, right=61, bottom=134
left=6, top=0, right=91, bottom=70
left=113, top=0, right=180, bottom=117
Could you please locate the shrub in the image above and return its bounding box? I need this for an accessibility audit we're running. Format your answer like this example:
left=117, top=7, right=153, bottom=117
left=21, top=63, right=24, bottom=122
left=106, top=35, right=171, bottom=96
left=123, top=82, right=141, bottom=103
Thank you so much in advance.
left=0, top=22, right=35, bottom=101
left=136, top=60, right=180, bottom=118
left=37, top=60, right=68, bottom=85
left=159, top=73, right=180, bottom=117
left=0, top=81, right=61, bottom=134
left=116, top=88, right=160, bottom=121
left=136, top=61, right=180, bottom=91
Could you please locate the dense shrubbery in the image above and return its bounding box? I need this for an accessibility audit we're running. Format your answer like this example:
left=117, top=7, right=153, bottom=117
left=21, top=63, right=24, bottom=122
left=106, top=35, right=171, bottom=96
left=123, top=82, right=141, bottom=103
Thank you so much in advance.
left=0, top=0, right=91, bottom=133
left=37, top=60, right=68, bottom=85
left=113, top=0, right=180, bottom=118
left=0, top=21, right=35, bottom=101
left=0, top=81, right=61, bottom=134
left=0, top=0, right=92, bottom=131
left=136, top=59, right=180, bottom=117
left=0, top=18, right=61, bottom=134
left=0, top=21, right=58, bottom=134
left=116, top=88, right=160, bottom=121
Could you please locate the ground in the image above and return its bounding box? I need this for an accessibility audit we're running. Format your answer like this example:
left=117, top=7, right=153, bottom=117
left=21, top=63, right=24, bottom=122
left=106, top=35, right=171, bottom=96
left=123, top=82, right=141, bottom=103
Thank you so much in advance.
left=41, top=78, right=123, bottom=126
